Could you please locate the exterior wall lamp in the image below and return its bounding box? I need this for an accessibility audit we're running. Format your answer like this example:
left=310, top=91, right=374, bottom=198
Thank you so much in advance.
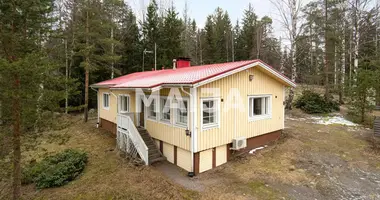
left=185, top=128, right=191, bottom=137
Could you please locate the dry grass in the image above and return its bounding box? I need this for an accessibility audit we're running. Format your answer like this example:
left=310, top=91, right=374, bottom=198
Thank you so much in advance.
left=0, top=114, right=197, bottom=200
left=193, top=108, right=380, bottom=199
left=1, top=106, right=380, bottom=199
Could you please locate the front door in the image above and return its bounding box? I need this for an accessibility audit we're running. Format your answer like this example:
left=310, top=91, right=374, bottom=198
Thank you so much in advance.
left=139, top=99, right=145, bottom=127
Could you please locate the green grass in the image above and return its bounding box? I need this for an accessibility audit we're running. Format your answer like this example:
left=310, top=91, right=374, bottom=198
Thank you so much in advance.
left=248, top=181, right=285, bottom=200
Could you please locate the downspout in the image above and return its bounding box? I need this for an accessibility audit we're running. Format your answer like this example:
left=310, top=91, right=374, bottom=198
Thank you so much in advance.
left=90, top=87, right=99, bottom=128
left=181, top=86, right=196, bottom=177
left=234, top=95, right=237, bottom=140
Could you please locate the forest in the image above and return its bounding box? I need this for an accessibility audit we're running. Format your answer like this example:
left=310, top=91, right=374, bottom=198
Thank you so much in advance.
left=1, top=0, right=380, bottom=199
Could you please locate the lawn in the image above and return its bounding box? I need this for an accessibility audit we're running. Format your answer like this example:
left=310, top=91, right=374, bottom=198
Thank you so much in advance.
left=1, top=110, right=380, bottom=199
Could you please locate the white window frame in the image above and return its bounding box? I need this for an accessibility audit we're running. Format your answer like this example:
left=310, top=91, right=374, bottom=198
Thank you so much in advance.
left=201, top=97, right=220, bottom=130
left=248, top=95, right=272, bottom=121
left=174, top=97, right=189, bottom=127
left=103, top=93, right=110, bottom=110
left=118, top=94, right=130, bottom=113
left=159, top=96, right=171, bottom=123
left=147, top=98, right=157, bottom=120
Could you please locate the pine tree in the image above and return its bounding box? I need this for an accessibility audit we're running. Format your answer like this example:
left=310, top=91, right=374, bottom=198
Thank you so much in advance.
left=0, top=0, right=63, bottom=199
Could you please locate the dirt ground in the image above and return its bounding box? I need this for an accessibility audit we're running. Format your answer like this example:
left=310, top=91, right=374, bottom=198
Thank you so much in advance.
left=193, top=109, right=380, bottom=200
left=1, top=110, right=380, bottom=200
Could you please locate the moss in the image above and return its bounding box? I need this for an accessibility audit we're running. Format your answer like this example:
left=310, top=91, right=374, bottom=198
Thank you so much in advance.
left=248, top=181, right=285, bottom=200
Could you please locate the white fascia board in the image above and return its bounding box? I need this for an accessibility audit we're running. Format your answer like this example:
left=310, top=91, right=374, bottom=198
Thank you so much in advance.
left=193, top=61, right=296, bottom=88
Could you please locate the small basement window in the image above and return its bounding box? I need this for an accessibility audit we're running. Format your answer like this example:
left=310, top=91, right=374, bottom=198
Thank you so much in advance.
left=248, top=95, right=271, bottom=121
left=103, top=93, right=110, bottom=110
left=201, top=98, right=219, bottom=129
left=119, top=95, right=130, bottom=113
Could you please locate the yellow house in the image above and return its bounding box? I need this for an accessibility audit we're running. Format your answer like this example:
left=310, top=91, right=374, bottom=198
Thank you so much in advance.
left=91, top=59, right=296, bottom=175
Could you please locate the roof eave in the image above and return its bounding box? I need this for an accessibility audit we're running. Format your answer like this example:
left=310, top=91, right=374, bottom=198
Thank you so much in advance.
left=90, top=84, right=115, bottom=89
left=192, top=61, right=296, bottom=88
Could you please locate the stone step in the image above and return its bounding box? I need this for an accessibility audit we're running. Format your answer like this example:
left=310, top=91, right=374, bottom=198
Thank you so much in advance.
left=149, top=152, right=161, bottom=157
left=149, top=157, right=166, bottom=164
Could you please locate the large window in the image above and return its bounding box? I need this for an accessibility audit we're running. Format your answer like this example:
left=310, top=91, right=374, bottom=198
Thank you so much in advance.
left=103, top=93, right=110, bottom=110
left=119, top=95, right=130, bottom=113
left=175, top=99, right=188, bottom=126
left=148, top=99, right=157, bottom=120
left=201, top=98, right=219, bottom=129
left=160, top=97, right=171, bottom=122
left=248, top=95, right=271, bottom=120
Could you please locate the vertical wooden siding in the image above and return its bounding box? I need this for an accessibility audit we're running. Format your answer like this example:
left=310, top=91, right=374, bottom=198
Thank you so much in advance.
left=196, top=66, right=285, bottom=152
left=98, top=88, right=136, bottom=124
left=145, top=88, right=191, bottom=151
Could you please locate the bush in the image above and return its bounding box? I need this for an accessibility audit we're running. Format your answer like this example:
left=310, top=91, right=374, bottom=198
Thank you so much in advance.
left=295, top=90, right=339, bottom=114
left=22, top=149, right=87, bottom=189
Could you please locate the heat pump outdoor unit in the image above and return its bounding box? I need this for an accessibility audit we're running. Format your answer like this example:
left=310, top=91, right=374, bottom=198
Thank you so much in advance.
left=231, top=137, right=247, bottom=150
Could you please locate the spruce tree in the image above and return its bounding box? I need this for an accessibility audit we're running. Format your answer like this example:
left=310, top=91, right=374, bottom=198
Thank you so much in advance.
left=162, top=5, right=183, bottom=67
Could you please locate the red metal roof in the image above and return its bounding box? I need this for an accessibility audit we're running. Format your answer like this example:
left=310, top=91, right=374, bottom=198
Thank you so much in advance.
left=93, top=60, right=295, bottom=88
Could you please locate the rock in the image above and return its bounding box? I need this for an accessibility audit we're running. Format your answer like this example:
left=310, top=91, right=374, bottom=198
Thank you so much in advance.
left=289, top=165, right=296, bottom=171
left=89, top=108, right=96, bottom=114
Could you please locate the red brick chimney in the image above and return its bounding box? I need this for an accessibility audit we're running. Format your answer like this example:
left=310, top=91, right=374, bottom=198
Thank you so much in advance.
left=175, top=57, right=191, bottom=69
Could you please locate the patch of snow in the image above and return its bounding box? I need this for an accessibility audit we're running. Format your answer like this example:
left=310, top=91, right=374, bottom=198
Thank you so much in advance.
left=249, top=145, right=267, bottom=154
left=286, top=117, right=307, bottom=121
left=310, top=116, right=358, bottom=126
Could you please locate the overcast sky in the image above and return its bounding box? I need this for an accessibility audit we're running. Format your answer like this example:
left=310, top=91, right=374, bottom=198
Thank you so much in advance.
left=129, top=0, right=312, bottom=44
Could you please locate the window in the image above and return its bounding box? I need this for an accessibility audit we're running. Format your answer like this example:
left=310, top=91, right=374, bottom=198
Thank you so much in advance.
left=148, top=99, right=157, bottom=120
left=201, top=98, right=219, bottom=129
left=119, top=95, right=130, bottom=113
left=160, top=97, right=171, bottom=122
left=103, top=93, right=110, bottom=110
left=175, top=99, right=188, bottom=126
left=249, top=95, right=271, bottom=120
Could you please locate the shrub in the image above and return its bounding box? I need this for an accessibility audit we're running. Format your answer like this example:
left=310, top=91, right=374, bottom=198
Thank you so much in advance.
left=295, top=90, right=339, bottom=114
left=22, top=149, right=87, bottom=189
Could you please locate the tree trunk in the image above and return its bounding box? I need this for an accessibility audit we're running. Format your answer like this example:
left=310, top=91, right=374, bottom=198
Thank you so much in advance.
left=339, top=11, right=346, bottom=104
left=279, top=37, right=284, bottom=74
left=286, top=0, right=297, bottom=110
left=334, top=44, right=337, bottom=87
left=111, top=26, right=114, bottom=79
left=12, top=75, right=21, bottom=200
left=353, top=0, right=359, bottom=84
left=324, top=0, right=330, bottom=101
left=310, top=22, right=314, bottom=80
left=84, top=9, right=89, bottom=122
left=65, top=39, right=69, bottom=114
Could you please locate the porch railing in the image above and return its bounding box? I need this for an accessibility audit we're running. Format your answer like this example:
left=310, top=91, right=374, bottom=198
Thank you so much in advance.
left=116, top=114, right=149, bottom=165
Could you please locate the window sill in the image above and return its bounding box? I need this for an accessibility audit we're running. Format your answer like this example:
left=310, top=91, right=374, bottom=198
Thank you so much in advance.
left=202, top=124, right=220, bottom=131
left=103, top=107, right=110, bottom=111
left=147, top=117, right=157, bottom=121
left=159, top=119, right=171, bottom=125
left=174, top=123, right=188, bottom=129
left=249, top=115, right=272, bottom=122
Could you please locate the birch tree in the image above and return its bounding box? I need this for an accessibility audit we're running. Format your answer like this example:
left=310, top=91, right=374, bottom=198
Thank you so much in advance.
left=271, top=0, right=303, bottom=109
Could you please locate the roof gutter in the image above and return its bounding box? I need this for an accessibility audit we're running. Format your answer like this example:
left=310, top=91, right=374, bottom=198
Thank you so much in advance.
left=90, top=84, right=115, bottom=89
